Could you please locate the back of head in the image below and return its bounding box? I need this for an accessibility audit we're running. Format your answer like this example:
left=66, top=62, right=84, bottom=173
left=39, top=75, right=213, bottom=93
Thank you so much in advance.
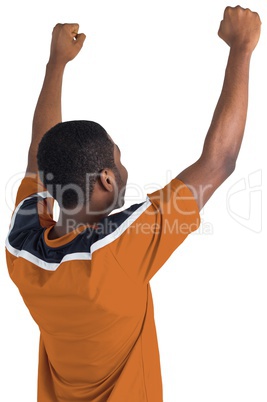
left=37, top=120, right=115, bottom=209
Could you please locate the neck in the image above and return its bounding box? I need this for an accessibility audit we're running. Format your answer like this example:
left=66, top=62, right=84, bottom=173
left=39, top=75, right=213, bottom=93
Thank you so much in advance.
left=50, top=202, right=112, bottom=239
left=50, top=183, right=120, bottom=238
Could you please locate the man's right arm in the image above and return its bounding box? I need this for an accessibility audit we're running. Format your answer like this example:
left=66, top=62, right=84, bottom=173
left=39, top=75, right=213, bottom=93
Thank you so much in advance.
left=26, top=24, right=86, bottom=176
left=176, top=6, right=261, bottom=211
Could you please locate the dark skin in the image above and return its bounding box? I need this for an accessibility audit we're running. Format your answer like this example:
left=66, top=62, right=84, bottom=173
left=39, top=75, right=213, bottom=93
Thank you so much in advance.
left=48, top=143, right=128, bottom=239
left=26, top=7, right=261, bottom=238
left=177, top=6, right=261, bottom=207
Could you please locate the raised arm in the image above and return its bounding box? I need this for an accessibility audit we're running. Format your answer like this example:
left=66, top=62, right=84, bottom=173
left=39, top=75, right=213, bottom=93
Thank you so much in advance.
left=176, top=6, right=261, bottom=210
left=26, top=23, right=86, bottom=175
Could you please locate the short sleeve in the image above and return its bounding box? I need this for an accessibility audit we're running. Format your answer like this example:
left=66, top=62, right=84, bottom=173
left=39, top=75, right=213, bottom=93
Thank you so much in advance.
left=13, top=174, right=54, bottom=228
left=15, top=174, right=48, bottom=207
left=108, top=178, right=200, bottom=284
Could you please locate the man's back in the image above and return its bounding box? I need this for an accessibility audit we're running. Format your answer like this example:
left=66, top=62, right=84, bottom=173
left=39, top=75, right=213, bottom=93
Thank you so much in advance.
left=6, top=175, right=199, bottom=400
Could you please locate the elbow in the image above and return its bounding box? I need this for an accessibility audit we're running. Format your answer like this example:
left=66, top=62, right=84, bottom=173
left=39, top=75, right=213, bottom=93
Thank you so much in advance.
left=226, top=156, right=236, bottom=175
left=223, top=156, right=236, bottom=179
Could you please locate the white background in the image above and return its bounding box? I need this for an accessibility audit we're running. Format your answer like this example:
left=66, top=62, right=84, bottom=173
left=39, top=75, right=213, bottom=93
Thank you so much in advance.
left=1, top=0, right=267, bottom=401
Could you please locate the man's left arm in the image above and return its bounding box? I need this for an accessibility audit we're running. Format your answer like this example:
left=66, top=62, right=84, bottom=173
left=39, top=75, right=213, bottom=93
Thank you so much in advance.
left=26, top=23, right=86, bottom=175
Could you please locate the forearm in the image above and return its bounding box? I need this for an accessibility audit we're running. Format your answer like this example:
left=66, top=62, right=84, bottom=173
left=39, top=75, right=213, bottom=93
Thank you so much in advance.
left=27, top=62, right=65, bottom=173
left=176, top=6, right=260, bottom=210
left=176, top=47, right=253, bottom=209
left=201, top=47, right=252, bottom=170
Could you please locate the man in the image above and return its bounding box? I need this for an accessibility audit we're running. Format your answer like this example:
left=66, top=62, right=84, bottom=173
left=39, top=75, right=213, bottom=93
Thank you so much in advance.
left=6, top=6, right=261, bottom=402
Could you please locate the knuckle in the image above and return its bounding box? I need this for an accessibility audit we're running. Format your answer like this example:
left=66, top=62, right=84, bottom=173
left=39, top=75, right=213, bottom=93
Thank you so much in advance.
left=253, top=11, right=260, bottom=19
left=234, top=5, right=245, bottom=14
left=71, top=23, right=79, bottom=29
left=53, top=23, right=63, bottom=33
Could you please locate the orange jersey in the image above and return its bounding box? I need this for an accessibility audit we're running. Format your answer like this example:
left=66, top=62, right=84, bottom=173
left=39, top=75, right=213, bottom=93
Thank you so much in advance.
left=6, top=175, right=200, bottom=401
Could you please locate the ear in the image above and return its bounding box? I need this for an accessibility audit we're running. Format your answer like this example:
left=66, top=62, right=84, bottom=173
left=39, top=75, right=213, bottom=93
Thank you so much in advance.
left=99, top=169, right=116, bottom=192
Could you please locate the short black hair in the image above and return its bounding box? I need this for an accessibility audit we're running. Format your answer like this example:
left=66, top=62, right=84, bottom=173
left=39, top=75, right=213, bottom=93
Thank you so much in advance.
left=37, top=120, right=116, bottom=209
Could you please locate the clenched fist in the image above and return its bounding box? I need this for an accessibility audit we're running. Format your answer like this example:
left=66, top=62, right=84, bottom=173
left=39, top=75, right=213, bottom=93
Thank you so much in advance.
left=49, top=23, right=86, bottom=66
left=218, top=6, right=261, bottom=52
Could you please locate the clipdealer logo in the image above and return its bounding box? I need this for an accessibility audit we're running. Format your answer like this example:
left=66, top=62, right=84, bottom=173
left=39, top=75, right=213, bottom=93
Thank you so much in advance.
left=226, top=170, right=263, bottom=233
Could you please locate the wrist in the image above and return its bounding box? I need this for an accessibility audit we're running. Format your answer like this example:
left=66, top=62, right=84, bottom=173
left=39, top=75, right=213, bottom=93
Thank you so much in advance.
left=228, top=46, right=253, bottom=68
left=229, top=44, right=253, bottom=59
left=46, top=58, right=67, bottom=73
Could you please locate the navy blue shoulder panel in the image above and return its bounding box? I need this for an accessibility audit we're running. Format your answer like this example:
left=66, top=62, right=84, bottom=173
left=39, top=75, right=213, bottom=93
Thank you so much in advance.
left=8, top=195, right=146, bottom=264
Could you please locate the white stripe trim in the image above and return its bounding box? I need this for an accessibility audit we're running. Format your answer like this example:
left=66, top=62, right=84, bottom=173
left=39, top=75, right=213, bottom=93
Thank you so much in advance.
left=8, top=191, right=52, bottom=234
left=6, top=194, right=152, bottom=272
left=6, top=191, right=60, bottom=272
left=61, top=252, right=92, bottom=263
left=6, top=240, right=60, bottom=271
left=91, top=197, right=152, bottom=254
left=6, top=239, right=92, bottom=271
